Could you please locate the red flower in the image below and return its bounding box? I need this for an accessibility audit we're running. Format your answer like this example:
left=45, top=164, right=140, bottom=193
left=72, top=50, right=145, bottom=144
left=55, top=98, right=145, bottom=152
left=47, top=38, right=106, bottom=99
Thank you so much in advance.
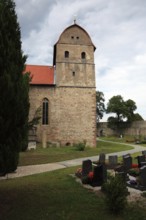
left=131, top=164, right=138, bottom=168
left=88, top=171, right=93, bottom=179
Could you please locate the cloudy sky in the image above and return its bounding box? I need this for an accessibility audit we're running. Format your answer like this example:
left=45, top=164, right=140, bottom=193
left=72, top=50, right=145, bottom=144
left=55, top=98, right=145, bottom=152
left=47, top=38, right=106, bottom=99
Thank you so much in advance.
left=15, top=0, right=146, bottom=121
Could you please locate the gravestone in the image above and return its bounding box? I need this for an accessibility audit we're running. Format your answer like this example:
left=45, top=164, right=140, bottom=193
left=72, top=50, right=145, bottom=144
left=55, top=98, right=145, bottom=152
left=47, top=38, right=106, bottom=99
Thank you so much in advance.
left=82, top=160, right=92, bottom=177
left=123, top=155, right=132, bottom=171
left=140, top=162, right=146, bottom=167
left=137, top=155, right=145, bottom=168
left=99, top=153, right=106, bottom=164
left=139, top=166, right=146, bottom=189
left=28, top=128, right=37, bottom=150
left=91, top=164, right=107, bottom=187
left=122, top=153, right=131, bottom=158
left=142, top=150, right=146, bottom=158
left=109, top=155, right=118, bottom=166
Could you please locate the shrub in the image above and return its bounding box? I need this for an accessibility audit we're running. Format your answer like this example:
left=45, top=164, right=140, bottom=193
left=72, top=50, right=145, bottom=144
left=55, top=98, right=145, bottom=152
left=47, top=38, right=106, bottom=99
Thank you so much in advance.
left=73, top=141, right=86, bottom=151
left=102, top=175, right=129, bottom=214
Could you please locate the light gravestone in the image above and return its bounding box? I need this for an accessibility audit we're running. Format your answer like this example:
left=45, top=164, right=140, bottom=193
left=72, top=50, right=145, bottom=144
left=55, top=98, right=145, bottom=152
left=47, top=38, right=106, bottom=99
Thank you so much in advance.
left=28, top=128, right=37, bottom=150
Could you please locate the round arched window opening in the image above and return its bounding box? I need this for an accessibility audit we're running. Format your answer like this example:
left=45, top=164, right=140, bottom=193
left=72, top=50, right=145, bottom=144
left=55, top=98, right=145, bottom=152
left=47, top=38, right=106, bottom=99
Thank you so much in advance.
left=81, top=52, right=86, bottom=59
left=65, top=51, right=69, bottom=58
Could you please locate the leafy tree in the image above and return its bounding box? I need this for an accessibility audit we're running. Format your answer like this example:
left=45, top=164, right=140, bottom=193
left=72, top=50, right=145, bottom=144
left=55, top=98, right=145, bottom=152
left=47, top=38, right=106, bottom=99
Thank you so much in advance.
left=124, top=99, right=137, bottom=122
left=96, top=91, right=105, bottom=124
left=0, top=0, right=30, bottom=174
left=132, top=113, right=143, bottom=121
left=106, top=95, right=143, bottom=132
left=106, top=95, right=126, bottom=122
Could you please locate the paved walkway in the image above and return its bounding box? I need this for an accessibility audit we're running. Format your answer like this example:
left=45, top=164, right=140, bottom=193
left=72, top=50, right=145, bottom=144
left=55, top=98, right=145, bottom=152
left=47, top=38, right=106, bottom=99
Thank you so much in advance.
left=0, top=140, right=146, bottom=180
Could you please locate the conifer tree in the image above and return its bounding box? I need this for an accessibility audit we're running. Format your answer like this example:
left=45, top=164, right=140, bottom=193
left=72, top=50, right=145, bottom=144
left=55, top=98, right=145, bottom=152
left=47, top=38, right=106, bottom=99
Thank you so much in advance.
left=0, top=0, right=29, bottom=174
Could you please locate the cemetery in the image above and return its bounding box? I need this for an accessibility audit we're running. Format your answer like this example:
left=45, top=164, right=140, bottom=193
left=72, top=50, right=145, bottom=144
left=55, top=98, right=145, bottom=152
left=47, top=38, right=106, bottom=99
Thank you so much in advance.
left=75, top=151, right=146, bottom=199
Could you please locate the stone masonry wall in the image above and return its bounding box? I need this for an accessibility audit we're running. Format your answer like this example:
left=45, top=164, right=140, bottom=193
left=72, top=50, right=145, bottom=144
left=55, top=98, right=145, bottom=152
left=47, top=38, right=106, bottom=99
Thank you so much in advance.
left=97, top=121, right=146, bottom=137
left=29, top=85, right=96, bottom=147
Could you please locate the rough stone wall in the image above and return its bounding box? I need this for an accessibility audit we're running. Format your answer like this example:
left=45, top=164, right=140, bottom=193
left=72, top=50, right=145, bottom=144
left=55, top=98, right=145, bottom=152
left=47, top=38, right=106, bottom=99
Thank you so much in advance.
left=97, top=121, right=146, bottom=137
left=55, top=44, right=95, bottom=87
left=29, top=86, right=96, bottom=147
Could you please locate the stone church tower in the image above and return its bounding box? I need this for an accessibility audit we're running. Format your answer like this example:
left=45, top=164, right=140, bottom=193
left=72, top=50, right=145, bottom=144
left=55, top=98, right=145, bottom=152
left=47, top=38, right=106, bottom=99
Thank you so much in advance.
left=26, top=23, right=97, bottom=147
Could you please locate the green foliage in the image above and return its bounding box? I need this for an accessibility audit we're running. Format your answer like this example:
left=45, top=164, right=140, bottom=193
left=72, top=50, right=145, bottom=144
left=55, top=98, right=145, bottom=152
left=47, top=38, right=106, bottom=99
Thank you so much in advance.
left=102, top=175, right=129, bottom=214
left=128, top=168, right=139, bottom=177
left=28, top=106, right=41, bottom=129
left=96, top=91, right=105, bottom=124
left=107, top=95, right=143, bottom=132
left=73, top=141, right=86, bottom=151
left=0, top=0, right=30, bottom=173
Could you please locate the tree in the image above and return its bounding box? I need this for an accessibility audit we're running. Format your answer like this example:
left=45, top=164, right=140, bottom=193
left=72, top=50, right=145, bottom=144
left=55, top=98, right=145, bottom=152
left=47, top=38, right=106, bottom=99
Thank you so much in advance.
left=106, top=95, right=126, bottom=122
left=106, top=95, right=143, bottom=132
left=96, top=91, right=105, bottom=124
left=0, top=0, right=30, bottom=174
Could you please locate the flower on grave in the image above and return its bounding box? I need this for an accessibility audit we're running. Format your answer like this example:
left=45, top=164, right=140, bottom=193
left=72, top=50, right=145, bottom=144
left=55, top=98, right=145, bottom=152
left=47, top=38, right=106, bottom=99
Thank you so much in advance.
left=88, top=171, right=93, bottom=180
left=131, top=164, right=138, bottom=168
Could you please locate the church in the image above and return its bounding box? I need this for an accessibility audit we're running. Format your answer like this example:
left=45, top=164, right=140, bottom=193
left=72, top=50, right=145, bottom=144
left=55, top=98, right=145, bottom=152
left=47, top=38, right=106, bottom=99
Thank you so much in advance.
left=25, top=22, right=97, bottom=147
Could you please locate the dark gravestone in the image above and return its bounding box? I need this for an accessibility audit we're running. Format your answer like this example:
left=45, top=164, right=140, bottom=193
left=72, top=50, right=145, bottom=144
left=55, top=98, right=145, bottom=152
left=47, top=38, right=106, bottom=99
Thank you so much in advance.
left=139, top=166, right=146, bottom=188
left=82, top=160, right=92, bottom=177
left=140, top=162, right=146, bottom=167
left=91, top=164, right=107, bottom=187
left=137, top=155, right=145, bottom=168
left=109, top=155, right=118, bottom=167
left=142, top=151, right=146, bottom=158
left=99, top=153, right=106, bottom=164
left=142, top=150, right=146, bottom=156
left=123, top=156, right=132, bottom=171
left=122, top=154, right=131, bottom=159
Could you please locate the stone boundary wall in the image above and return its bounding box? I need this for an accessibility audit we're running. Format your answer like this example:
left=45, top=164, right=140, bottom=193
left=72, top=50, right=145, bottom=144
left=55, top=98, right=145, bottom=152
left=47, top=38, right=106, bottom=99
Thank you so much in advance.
left=97, top=121, right=146, bottom=137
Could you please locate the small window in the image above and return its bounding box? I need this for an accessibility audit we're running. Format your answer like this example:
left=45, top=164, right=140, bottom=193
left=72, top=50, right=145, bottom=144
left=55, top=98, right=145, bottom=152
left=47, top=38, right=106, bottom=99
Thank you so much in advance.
left=76, top=36, right=79, bottom=39
left=71, top=36, right=74, bottom=39
left=72, top=71, right=75, bottom=76
left=65, top=51, right=69, bottom=58
left=81, top=52, right=86, bottom=59
left=42, top=98, right=49, bottom=125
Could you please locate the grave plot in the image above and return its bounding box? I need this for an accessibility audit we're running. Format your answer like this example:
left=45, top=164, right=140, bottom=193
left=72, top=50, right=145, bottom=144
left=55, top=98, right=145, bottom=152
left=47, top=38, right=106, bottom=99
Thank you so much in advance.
left=75, top=151, right=146, bottom=191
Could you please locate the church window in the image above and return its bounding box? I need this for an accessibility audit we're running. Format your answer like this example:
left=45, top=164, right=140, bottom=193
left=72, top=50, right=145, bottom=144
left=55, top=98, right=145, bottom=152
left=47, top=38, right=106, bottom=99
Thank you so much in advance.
left=65, top=51, right=69, bottom=58
left=42, top=98, right=49, bottom=125
left=81, top=52, right=86, bottom=59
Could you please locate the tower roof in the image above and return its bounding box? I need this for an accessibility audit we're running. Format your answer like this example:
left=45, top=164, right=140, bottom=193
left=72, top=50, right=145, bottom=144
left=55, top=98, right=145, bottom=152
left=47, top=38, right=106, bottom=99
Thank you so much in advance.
left=53, top=23, right=96, bottom=65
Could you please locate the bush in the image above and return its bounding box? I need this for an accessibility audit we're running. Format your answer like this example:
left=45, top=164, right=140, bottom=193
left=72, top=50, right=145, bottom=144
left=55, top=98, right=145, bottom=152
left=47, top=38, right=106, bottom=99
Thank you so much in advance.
left=73, top=141, right=86, bottom=151
left=102, top=175, right=129, bottom=214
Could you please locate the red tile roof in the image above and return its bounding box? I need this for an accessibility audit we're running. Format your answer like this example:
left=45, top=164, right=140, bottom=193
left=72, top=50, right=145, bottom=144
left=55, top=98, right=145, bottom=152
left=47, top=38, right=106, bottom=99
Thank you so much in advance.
left=25, top=65, right=54, bottom=85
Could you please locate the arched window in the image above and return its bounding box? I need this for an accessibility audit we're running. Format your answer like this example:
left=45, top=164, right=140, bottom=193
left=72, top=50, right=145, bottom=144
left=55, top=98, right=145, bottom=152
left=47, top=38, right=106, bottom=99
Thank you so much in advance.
left=65, top=51, right=69, bottom=58
left=81, top=52, right=86, bottom=59
left=42, top=98, right=49, bottom=125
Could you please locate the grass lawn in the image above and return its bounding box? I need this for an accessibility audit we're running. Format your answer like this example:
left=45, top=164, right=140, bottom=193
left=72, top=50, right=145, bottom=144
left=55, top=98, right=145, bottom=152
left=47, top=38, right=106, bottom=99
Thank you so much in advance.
left=19, top=140, right=133, bottom=166
left=0, top=167, right=146, bottom=220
